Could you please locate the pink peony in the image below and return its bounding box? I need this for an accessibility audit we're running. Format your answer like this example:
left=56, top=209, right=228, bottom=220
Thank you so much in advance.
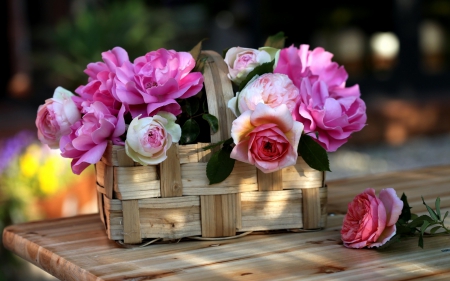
left=275, top=45, right=348, bottom=89
left=230, top=103, right=303, bottom=173
left=125, top=112, right=181, bottom=165
left=35, top=87, right=81, bottom=149
left=341, top=188, right=403, bottom=249
left=114, top=48, right=204, bottom=118
left=60, top=101, right=126, bottom=175
left=274, top=45, right=367, bottom=152
left=227, top=73, right=299, bottom=117
left=74, top=47, right=128, bottom=116
left=295, top=78, right=367, bottom=152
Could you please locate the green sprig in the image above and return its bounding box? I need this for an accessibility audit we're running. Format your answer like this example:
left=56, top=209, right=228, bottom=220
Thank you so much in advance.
left=394, top=194, right=450, bottom=249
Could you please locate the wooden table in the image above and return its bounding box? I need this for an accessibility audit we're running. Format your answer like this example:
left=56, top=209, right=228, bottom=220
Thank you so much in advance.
left=3, top=165, right=450, bottom=280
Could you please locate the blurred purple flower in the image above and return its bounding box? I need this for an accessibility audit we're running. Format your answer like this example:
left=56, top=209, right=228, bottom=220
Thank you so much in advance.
left=0, top=130, right=37, bottom=174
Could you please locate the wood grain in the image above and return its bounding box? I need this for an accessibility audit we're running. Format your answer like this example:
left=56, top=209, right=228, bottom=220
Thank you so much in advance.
left=3, top=165, right=450, bottom=281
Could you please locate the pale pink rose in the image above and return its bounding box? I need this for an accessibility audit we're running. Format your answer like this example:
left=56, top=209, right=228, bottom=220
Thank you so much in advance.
left=230, top=103, right=304, bottom=173
left=228, top=73, right=299, bottom=117
left=125, top=112, right=181, bottom=165
left=74, top=47, right=128, bottom=116
left=341, top=188, right=403, bottom=249
left=60, top=102, right=126, bottom=175
left=35, top=87, right=81, bottom=149
left=224, top=47, right=278, bottom=85
left=295, top=78, right=367, bottom=152
left=114, top=48, right=204, bottom=118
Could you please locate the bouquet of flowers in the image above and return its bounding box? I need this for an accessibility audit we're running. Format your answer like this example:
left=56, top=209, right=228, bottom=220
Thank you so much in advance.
left=35, top=32, right=367, bottom=184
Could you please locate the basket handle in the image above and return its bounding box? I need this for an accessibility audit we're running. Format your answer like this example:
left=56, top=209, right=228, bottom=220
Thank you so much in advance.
left=199, top=50, right=235, bottom=143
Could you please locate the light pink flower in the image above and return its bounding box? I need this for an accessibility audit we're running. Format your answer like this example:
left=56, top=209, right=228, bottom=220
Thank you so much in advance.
left=274, top=44, right=367, bottom=152
left=228, top=73, right=299, bottom=117
left=74, top=47, right=128, bottom=116
left=125, top=112, right=181, bottom=165
left=230, top=103, right=303, bottom=173
left=224, top=47, right=278, bottom=85
left=35, top=87, right=81, bottom=149
left=114, top=48, right=204, bottom=118
left=341, top=188, right=403, bottom=249
left=60, top=102, right=126, bottom=175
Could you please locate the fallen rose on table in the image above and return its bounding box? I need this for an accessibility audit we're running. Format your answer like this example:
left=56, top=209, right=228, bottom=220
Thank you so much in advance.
left=341, top=188, right=449, bottom=249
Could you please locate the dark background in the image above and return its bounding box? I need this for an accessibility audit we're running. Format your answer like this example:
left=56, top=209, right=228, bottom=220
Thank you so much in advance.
left=4, top=0, right=450, bottom=146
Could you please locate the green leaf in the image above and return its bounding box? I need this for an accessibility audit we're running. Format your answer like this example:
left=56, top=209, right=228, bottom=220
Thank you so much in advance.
left=238, top=61, right=275, bottom=92
left=189, top=39, right=205, bottom=62
left=430, top=226, right=442, bottom=234
left=180, top=119, right=200, bottom=144
left=202, top=138, right=233, bottom=151
left=206, top=146, right=235, bottom=184
left=263, top=31, right=286, bottom=49
left=443, top=211, right=449, bottom=221
left=202, top=99, right=209, bottom=113
left=420, top=220, right=431, bottom=235
left=298, top=134, right=331, bottom=172
left=407, top=215, right=434, bottom=228
left=399, top=193, right=412, bottom=222
left=222, top=47, right=231, bottom=59
left=396, top=222, right=415, bottom=235
left=182, top=97, right=199, bottom=117
left=202, top=113, right=219, bottom=134
left=422, top=196, right=439, bottom=221
left=435, top=197, right=441, bottom=220
left=418, top=233, right=424, bottom=249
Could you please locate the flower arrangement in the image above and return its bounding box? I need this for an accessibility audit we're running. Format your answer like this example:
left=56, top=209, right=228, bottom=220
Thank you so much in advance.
left=341, top=188, right=449, bottom=249
left=35, top=32, right=367, bottom=184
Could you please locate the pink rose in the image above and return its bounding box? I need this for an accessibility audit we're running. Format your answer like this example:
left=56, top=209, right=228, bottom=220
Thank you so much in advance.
left=125, top=112, right=181, bottom=165
left=35, top=87, right=81, bottom=149
left=341, top=188, right=403, bottom=248
left=230, top=103, right=304, bottom=173
left=227, top=73, right=299, bottom=117
left=224, top=47, right=278, bottom=85
left=74, top=47, right=128, bottom=116
left=274, top=44, right=367, bottom=152
left=274, top=44, right=348, bottom=89
left=295, top=78, right=367, bottom=152
left=60, top=102, right=126, bottom=175
left=114, top=48, right=204, bottom=118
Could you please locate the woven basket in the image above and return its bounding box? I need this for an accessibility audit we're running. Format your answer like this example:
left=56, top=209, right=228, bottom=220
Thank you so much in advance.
left=96, top=50, right=327, bottom=244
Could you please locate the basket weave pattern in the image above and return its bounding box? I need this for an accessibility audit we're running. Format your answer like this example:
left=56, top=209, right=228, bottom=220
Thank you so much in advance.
left=95, top=50, right=327, bottom=244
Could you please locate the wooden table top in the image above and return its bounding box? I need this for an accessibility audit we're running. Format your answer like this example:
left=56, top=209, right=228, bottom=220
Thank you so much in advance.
left=3, top=165, right=450, bottom=281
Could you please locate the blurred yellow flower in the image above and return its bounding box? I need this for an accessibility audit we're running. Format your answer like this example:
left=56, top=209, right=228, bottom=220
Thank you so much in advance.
left=19, top=144, right=42, bottom=178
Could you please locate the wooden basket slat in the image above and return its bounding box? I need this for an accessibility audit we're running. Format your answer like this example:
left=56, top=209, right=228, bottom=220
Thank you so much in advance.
left=257, top=170, right=283, bottom=191
left=301, top=187, right=321, bottom=229
left=96, top=50, right=328, bottom=243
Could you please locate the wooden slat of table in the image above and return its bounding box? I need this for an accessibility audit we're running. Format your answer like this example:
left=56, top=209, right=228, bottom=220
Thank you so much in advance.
left=3, top=165, right=450, bottom=281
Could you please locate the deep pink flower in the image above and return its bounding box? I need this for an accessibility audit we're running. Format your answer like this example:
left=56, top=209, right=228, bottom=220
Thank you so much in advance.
left=295, top=78, right=367, bottom=151
left=114, top=48, right=204, bottom=118
left=274, top=45, right=367, bottom=151
left=74, top=47, right=128, bottom=116
left=60, top=102, right=125, bottom=174
left=341, top=188, right=403, bottom=248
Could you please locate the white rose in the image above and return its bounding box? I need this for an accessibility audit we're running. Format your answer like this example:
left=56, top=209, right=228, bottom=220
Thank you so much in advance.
left=125, top=112, right=181, bottom=165
left=224, top=47, right=279, bottom=85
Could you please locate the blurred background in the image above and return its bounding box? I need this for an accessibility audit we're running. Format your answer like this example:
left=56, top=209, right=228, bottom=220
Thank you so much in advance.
left=2, top=0, right=450, bottom=280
